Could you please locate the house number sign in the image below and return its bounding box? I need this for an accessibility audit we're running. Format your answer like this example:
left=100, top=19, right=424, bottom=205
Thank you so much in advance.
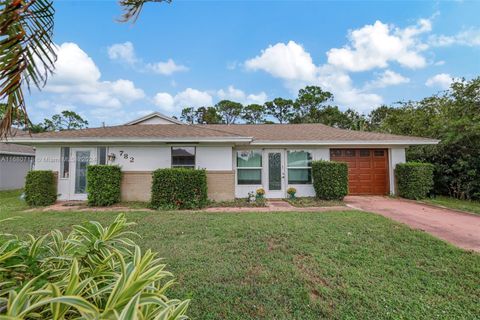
left=119, top=150, right=135, bottom=163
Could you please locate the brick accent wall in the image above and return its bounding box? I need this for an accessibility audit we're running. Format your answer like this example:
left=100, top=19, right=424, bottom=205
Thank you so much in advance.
left=121, top=170, right=235, bottom=202
left=206, top=170, right=235, bottom=201
left=121, top=172, right=152, bottom=202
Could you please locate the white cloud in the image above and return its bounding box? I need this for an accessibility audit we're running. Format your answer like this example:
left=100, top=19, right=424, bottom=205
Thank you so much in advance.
left=147, top=59, right=188, bottom=75
left=153, top=88, right=213, bottom=113
left=45, top=42, right=145, bottom=109
left=429, top=28, right=480, bottom=47
left=107, top=41, right=188, bottom=75
left=366, top=70, right=410, bottom=88
left=425, top=73, right=455, bottom=89
left=107, top=41, right=137, bottom=65
left=327, top=19, right=430, bottom=72
left=245, top=41, right=317, bottom=81
left=217, top=86, right=268, bottom=105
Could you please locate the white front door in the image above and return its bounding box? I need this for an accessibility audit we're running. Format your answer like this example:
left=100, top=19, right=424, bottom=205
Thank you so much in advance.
left=265, top=149, right=286, bottom=198
left=69, top=148, right=95, bottom=201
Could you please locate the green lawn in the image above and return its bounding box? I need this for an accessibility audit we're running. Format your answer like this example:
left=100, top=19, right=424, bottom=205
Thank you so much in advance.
left=422, top=196, right=480, bottom=216
left=1, top=190, right=479, bottom=319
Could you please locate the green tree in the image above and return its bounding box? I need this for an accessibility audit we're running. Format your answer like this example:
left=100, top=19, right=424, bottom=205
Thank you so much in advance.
left=293, top=86, right=333, bottom=122
left=180, top=107, right=196, bottom=124
left=196, top=106, right=222, bottom=124
left=215, top=100, right=243, bottom=124
left=42, top=110, right=89, bottom=131
left=0, top=0, right=169, bottom=138
left=264, top=98, right=295, bottom=124
left=242, top=104, right=266, bottom=124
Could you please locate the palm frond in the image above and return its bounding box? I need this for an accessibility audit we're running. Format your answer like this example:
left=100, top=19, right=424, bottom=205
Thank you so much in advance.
left=0, top=0, right=56, bottom=139
left=118, top=0, right=171, bottom=23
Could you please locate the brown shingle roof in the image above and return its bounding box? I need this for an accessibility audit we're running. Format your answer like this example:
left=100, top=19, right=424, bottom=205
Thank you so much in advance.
left=198, top=124, right=436, bottom=143
left=0, top=143, right=35, bottom=155
left=10, top=123, right=438, bottom=144
left=17, top=124, right=245, bottom=139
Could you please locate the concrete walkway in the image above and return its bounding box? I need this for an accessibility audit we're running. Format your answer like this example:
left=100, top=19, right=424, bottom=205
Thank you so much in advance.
left=345, top=196, right=480, bottom=252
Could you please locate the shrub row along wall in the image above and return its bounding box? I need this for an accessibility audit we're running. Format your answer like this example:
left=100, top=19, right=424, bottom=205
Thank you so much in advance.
left=395, top=162, right=434, bottom=200
left=312, top=160, right=348, bottom=200
left=24, top=170, right=57, bottom=206
left=151, top=168, right=208, bottom=209
left=87, top=165, right=122, bottom=206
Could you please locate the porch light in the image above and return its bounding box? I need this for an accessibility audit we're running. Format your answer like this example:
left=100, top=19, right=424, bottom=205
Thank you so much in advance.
left=107, top=153, right=116, bottom=162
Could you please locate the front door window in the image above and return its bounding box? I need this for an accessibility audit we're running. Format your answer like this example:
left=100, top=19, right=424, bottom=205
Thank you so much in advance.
left=268, top=152, right=282, bottom=191
left=75, top=151, right=90, bottom=194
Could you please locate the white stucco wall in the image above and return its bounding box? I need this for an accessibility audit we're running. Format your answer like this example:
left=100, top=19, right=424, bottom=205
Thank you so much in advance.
left=389, top=147, right=406, bottom=195
left=108, top=146, right=171, bottom=171
left=108, top=146, right=233, bottom=171
left=234, top=147, right=330, bottom=198
left=196, top=146, right=232, bottom=171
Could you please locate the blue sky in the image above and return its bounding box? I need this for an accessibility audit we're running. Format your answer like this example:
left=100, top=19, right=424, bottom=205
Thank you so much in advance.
left=28, top=0, right=480, bottom=126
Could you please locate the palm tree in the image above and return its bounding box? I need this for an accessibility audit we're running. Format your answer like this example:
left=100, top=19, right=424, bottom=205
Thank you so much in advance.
left=0, top=0, right=170, bottom=139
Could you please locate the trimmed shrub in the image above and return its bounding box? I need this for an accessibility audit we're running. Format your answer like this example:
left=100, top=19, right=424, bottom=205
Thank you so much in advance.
left=87, top=165, right=122, bottom=206
left=24, top=170, right=57, bottom=206
left=151, top=168, right=208, bottom=209
left=312, top=160, right=348, bottom=200
left=396, top=162, right=434, bottom=199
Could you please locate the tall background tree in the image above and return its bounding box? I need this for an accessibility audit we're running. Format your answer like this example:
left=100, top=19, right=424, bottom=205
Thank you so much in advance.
left=0, top=0, right=169, bottom=139
left=265, top=98, right=295, bottom=124
left=215, top=100, right=243, bottom=124
left=242, top=104, right=265, bottom=124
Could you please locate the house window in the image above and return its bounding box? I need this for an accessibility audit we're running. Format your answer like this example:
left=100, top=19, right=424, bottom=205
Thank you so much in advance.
left=287, top=151, right=312, bottom=184
left=97, top=147, right=107, bottom=165
left=237, top=150, right=262, bottom=185
left=60, top=147, right=70, bottom=178
left=171, top=147, right=196, bottom=168
left=345, top=149, right=356, bottom=157
left=374, top=150, right=385, bottom=157
left=360, top=150, right=370, bottom=157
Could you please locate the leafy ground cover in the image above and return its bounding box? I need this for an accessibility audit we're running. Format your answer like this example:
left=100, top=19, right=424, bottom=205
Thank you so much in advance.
left=1, top=190, right=479, bottom=319
left=285, top=197, right=344, bottom=207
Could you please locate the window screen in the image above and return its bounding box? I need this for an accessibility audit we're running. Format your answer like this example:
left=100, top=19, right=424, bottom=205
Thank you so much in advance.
left=172, top=147, right=196, bottom=168
left=60, top=147, right=70, bottom=178
left=287, top=151, right=312, bottom=184
left=237, top=150, right=262, bottom=185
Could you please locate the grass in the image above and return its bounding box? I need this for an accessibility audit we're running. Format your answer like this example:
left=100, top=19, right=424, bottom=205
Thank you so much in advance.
left=285, top=197, right=344, bottom=207
left=1, top=190, right=479, bottom=319
left=421, top=196, right=480, bottom=216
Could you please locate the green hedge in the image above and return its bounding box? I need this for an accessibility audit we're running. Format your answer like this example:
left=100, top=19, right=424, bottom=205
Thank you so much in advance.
left=24, top=170, right=57, bottom=206
left=151, top=168, right=208, bottom=209
left=395, top=162, right=434, bottom=199
left=312, top=160, right=348, bottom=200
left=86, top=165, right=122, bottom=206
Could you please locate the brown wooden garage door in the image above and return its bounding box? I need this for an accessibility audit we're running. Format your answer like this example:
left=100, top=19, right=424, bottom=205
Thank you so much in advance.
left=330, top=149, right=389, bottom=195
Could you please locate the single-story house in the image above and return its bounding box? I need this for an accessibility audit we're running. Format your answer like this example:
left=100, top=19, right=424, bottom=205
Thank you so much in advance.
left=0, top=142, right=35, bottom=190
left=11, top=112, right=439, bottom=201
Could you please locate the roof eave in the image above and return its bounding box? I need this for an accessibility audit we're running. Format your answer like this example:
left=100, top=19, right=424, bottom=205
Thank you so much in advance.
left=9, top=137, right=254, bottom=144
left=250, top=139, right=440, bottom=146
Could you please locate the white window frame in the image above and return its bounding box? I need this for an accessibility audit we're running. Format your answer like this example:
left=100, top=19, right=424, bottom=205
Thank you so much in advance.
left=60, top=147, right=70, bottom=179
left=97, top=146, right=108, bottom=165
left=171, top=146, right=196, bottom=168
left=287, top=150, right=313, bottom=185
left=236, top=150, right=263, bottom=185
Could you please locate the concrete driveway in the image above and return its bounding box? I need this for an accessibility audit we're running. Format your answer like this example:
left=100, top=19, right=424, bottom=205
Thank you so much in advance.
left=345, top=196, right=480, bottom=252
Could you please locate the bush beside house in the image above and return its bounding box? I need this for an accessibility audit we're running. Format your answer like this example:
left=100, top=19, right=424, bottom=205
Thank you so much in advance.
left=24, top=170, right=57, bottom=206
left=151, top=168, right=208, bottom=209
left=312, top=161, right=348, bottom=200
left=396, top=162, right=434, bottom=199
left=87, top=165, right=122, bottom=206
